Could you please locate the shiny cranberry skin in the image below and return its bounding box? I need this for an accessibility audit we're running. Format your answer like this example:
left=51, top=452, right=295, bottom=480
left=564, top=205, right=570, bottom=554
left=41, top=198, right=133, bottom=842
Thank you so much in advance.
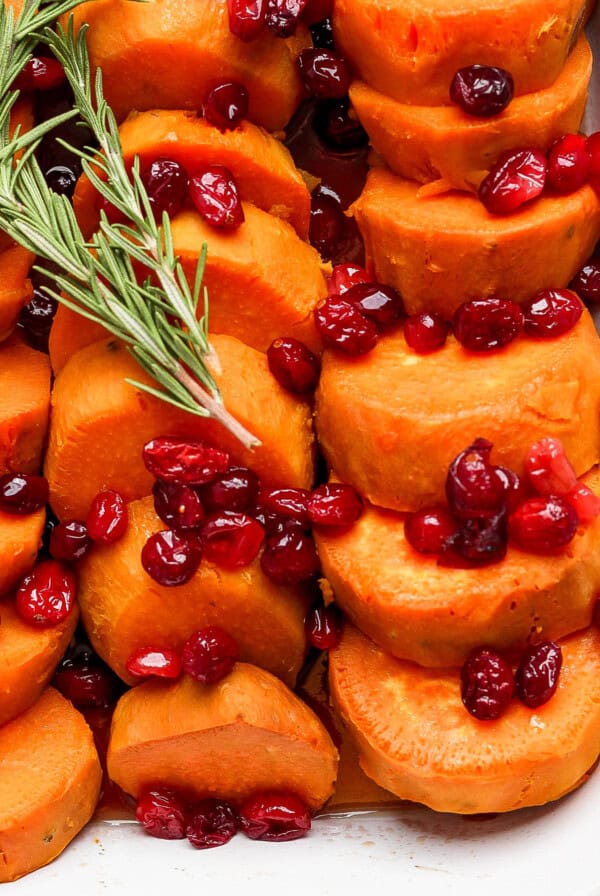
left=494, top=466, right=525, bottom=512
left=297, top=49, right=351, bottom=100
left=307, top=483, right=362, bottom=528
left=143, top=437, right=230, bottom=485
left=189, top=166, right=244, bottom=231
left=404, top=312, right=449, bottom=353
left=141, top=530, right=201, bottom=585
left=14, top=56, right=65, bottom=91
left=449, top=65, right=514, bottom=117
left=86, top=489, right=128, bottom=544
left=140, top=159, right=188, bottom=222
left=18, top=291, right=57, bottom=352
left=315, top=297, right=378, bottom=356
left=453, top=297, right=523, bottom=352
left=461, top=648, right=515, bottom=720
left=16, top=560, right=76, bottom=627
left=440, top=511, right=507, bottom=568
left=267, top=337, right=320, bottom=393
left=509, top=496, right=579, bottom=554
left=136, top=789, right=188, bottom=840
left=257, top=487, right=310, bottom=527
left=266, top=0, right=307, bottom=36
left=524, top=437, right=577, bottom=496
left=201, top=511, right=264, bottom=569
left=546, top=133, right=591, bottom=195
left=201, top=467, right=259, bottom=513
left=260, top=529, right=319, bottom=584
left=328, top=263, right=370, bottom=296
left=50, top=519, right=91, bottom=562
left=404, top=506, right=458, bottom=555
left=152, top=480, right=205, bottom=531
left=182, top=626, right=239, bottom=684
left=446, top=439, right=506, bottom=519
left=252, top=510, right=303, bottom=538
left=310, top=16, right=334, bottom=48
left=344, top=282, right=404, bottom=330
left=570, top=260, right=600, bottom=304
left=126, top=647, right=183, bottom=680
left=227, top=0, right=267, bottom=41
left=187, top=800, right=238, bottom=849
left=0, top=473, right=48, bottom=515
left=313, top=98, right=369, bottom=151
left=53, top=645, right=115, bottom=708
left=239, top=792, right=311, bottom=841
left=566, top=483, right=600, bottom=524
left=305, top=602, right=342, bottom=649
left=522, top=288, right=582, bottom=338
left=309, top=186, right=347, bottom=260
left=479, top=149, right=547, bottom=215
left=515, top=641, right=562, bottom=708
left=204, top=81, right=249, bottom=131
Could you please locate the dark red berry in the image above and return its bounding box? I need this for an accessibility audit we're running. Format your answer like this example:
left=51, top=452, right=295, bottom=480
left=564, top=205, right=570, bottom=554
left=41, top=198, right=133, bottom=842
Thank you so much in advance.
left=141, top=530, right=201, bottom=585
left=297, top=48, right=351, bottom=99
left=204, top=81, right=249, bottom=130
left=14, top=56, right=65, bottom=91
left=186, top=800, right=238, bottom=849
left=227, top=0, right=267, bottom=41
left=449, top=65, right=514, bottom=117
left=453, top=297, right=523, bottom=352
left=50, top=520, right=91, bottom=562
left=309, top=16, right=334, bottom=48
left=86, top=489, right=128, bottom=544
left=404, top=506, right=458, bottom=555
left=522, top=288, right=582, bottom=338
left=445, top=439, right=506, bottom=519
left=16, top=560, right=76, bottom=627
left=260, top=529, right=319, bottom=584
left=566, top=483, right=600, bottom=524
left=239, top=791, right=311, bottom=841
left=267, top=337, right=320, bottom=393
left=18, top=291, right=57, bottom=352
left=309, top=186, right=347, bottom=261
left=0, top=472, right=48, bottom=515
left=546, top=133, right=591, bottom=194
left=570, top=259, right=600, bottom=304
left=305, top=602, right=342, bottom=649
left=439, top=510, right=507, bottom=568
left=461, top=648, right=515, bottom=720
left=152, top=480, right=205, bottom=531
left=257, top=487, right=310, bottom=527
left=343, top=282, right=404, bottom=330
left=524, top=437, right=577, bottom=496
left=515, top=641, right=562, bottom=708
left=307, top=483, right=362, bottom=527
left=140, top=158, right=188, bottom=222
left=494, top=466, right=525, bottom=512
left=189, top=166, right=245, bottom=231
left=313, top=97, right=368, bottom=151
left=404, top=312, right=449, bottom=353
left=479, top=148, right=547, bottom=215
left=266, top=0, right=308, bottom=36
left=53, top=645, right=115, bottom=708
left=126, top=647, right=183, bottom=680
left=201, top=467, right=259, bottom=513
left=182, top=626, right=239, bottom=684
left=509, top=496, right=579, bottom=554
left=201, top=511, right=264, bottom=569
left=302, top=0, right=332, bottom=23
left=143, top=437, right=230, bottom=485
left=328, top=263, right=369, bottom=296
left=252, top=509, right=303, bottom=537
left=314, top=297, right=378, bottom=356
left=136, top=789, right=188, bottom=840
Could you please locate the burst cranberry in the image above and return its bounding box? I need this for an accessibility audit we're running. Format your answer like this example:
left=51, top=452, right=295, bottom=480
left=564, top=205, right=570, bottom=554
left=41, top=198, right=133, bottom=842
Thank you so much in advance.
left=570, top=259, right=600, bottom=304
left=587, top=131, right=600, bottom=194
left=50, top=520, right=91, bottom=562
left=0, top=472, right=48, bottom=515
left=143, top=437, right=230, bottom=485
left=204, top=81, right=249, bottom=130
left=14, top=56, right=66, bottom=91
left=126, top=647, right=183, bottom=680
left=309, top=186, right=346, bottom=260
left=453, top=298, right=523, bottom=352
left=404, top=312, right=449, bottom=353
left=522, top=288, right=582, bottom=338
left=227, top=0, right=267, bottom=41
left=449, top=65, right=514, bottom=117
left=315, top=297, right=378, bottom=355
left=494, top=466, right=525, bottom=512
left=189, top=166, right=244, bottom=231
left=305, top=602, right=342, bottom=649
left=404, top=506, right=458, bottom=555
left=439, top=511, right=508, bottom=568
left=136, top=789, right=188, bottom=840
left=266, top=0, right=307, bottom=36
left=515, top=641, right=562, bottom=708
left=260, top=529, right=319, bottom=584
left=140, top=159, right=188, bottom=222
left=307, top=483, right=362, bottom=528
left=239, top=792, right=311, bottom=841
left=313, top=97, right=369, bottom=151
left=182, top=626, right=239, bottom=684
left=509, top=496, right=579, bottom=554
left=445, top=439, right=506, bottom=519
left=461, top=648, right=514, bottom=720
left=201, top=467, right=259, bottom=513
left=328, top=263, right=370, bottom=296
left=297, top=48, right=351, bottom=99
left=344, top=282, right=404, bottom=330
left=479, top=148, right=547, bottom=215
left=201, top=511, right=264, bottom=569
left=86, top=489, right=128, bottom=544
left=524, top=437, right=577, bottom=496
left=546, top=133, right=591, bottom=194
left=257, top=487, right=310, bottom=526
left=187, top=800, right=238, bottom=849
left=18, top=291, right=57, bottom=352
left=53, top=645, right=115, bottom=708
left=267, top=337, right=320, bottom=393
left=16, top=560, right=76, bottom=626
left=141, top=530, right=201, bottom=585
left=152, top=480, right=205, bottom=530
left=566, top=483, right=600, bottom=524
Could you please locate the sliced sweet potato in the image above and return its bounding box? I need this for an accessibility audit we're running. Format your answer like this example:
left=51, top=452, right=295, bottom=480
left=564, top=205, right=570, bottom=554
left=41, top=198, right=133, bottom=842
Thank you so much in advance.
left=107, top=664, right=338, bottom=810
left=62, top=0, right=310, bottom=130
left=0, top=507, right=44, bottom=597
left=0, top=336, right=51, bottom=474
left=352, top=168, right=600, bottom=318
left=350, top=34, right=591, bottom=191
left=330, top=624, right=600, bottom=814
left=46, top=336, right=314, bottom=520
left=0, top=687, right=101, bottom=882
left=0, top=244, right=34, bottom=342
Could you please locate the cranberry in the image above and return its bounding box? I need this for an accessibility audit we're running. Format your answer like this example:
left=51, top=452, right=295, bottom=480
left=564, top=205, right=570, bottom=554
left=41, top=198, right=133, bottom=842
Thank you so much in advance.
left=45, top=164, right=78, bottom=197
left=152, top=480, right=205, bottom=531
left=522, top=288, right=582, bottom=338
left=50, top=520, right=91, bottom=562
left=343, top=282, right=404, bottom=330
left=570, top=259, right=600, bottom=304
left=143, top=437, right=230, bottom=485
left=86, top=489, right=128, bottom=544
left=305, top=602, right=342, bottom=649
left=189, top=166, right=245, bottom=231
left=0, top=472, right=48, bottom=515
left=461, top=648, right=515, bottom=720
left=182, top=626, right=239, bottom=684
left=204, top=81, right=249, bottom=130
left=239, top=791, right=311, bottom=841
left=313, top=98, right=369, bottom=151
left=309, top=186, right=347, bottom=261
left=449, top=65, right=514, bottom=117
left=227, top=0, right=267, bottom=41
left=141, top=530, right=201, bottom=585
left=314, top=297, right=378, bottom=355
left=515, top=641, right=562, bottom=708
left=439, top=510, right=507, bottom=568
left=302, top=0, right=332, bottom=23
left=126, top=647, right=183, bottom=680
left=307, top=483, right=362, bottom=528
left=260, top=529, right=319, bottom=584
left=140, top=159, right=188, bottom=222
left=445, top=439, right=506, bottom=519
left=524, top=437, right=577, bottom=496
left=267, top=337, right=320, bottom=393
left=297, top=49, right=351, bottom=99
left=587, top=132, right=600, bottom=194
left=266, top=0, right=308, bottom=36
left=252, top=509, right=303, bottom=537
left=201, top=467, right=259, bottom=513
left=453, top=298, right=523, bottom=352
left=257, top=487, right=310, bottom=527
left=404, top=506, right=458, bottom=555
left=16, top=560, right=76, bottom=627
left=53, top=645, right=116, bottom=708
left=494, top=466, right=525, bottom=512
left=328, top=263, right=370, bottom=296
left=186, top=800, right=238, bottom=849
left=18, top=291, right=58, bottom=352
left=310, top=17, right=334, bottom=49
left=546, top=133, right=591, bottom=194
left=479, top=149, right=547, bottom=215
left=566, top=483, right=600, bottom=524
left=509, top=496, right=579, bottom=554
left=404, top=312, right=449, bottom=353
left=136, top=788, right=188, bottom=840
left=201, top=511, right=264, bottom=569
left=14, top=56, right=65, bottom=91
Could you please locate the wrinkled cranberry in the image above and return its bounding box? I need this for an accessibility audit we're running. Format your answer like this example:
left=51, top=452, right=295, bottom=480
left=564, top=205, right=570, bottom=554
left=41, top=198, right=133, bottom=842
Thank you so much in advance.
left=307, top=483, right=362, bottom=527
left=187, top=800, right=239, bottom=849
left=201, top=467, right=260, bottom=513
left=201, top=511, right=264, bottom=569
left=310, top=17, right=334, bottom=48
left=267, top=337, right=320, bottom=393
left=53, top=644, right=116, bottom=708
left=522, top=288, right=582, bottom=338
left=515, top=641, right=562, bottom=708
left=446, top=439, right=506, bottom=519
left=404, top=506, right=458, bottom=555
left=260, top=529, right=319, bottom=584
left=126, top=646, right=183, bottom=680
left=204, top=81, right=249, bottom=130
left=86, top=489, right=128, bottom=544
left=136, top=788, right=188, bottom=840
left=479, top=149, right=547, bottom=215
left=313, top=98, right=369, bottom=151
left=449, top=65, right=514, bottom=117
left=524, top=437, right=577, bottom=496
left=182, top=626, right=239, bottom=684
left=509, top=496, right=579, bottom=554
left=189, top=166, right=245, bottom=231
left=227, top=0, right=267, bottom=41
left=0, top=472, right=48, bottom=515
left=143, top=437, right=230, bottom=485
left=440, top=511, right=507, bottom=568
left=16, top=560, right=76, bottom=626
left=314, top=297, right=378, bottom=355
left=239, top=792, right=311, bottom=841
left=266, top=0, right=308, bottom=36
left=461, top=648, right=515, bottom=720
left=404, top=312, right=449, bottom=353
left=304, top=602, right=342, bottom=649
left=50, top=519, right=91, bottom=562
left=328, top=263, right=370, bottom=296
left=297, top=49, right=351, bottom=99
left=140, top=159, right=188, bottom=222
left=570, top=259, right=600, bottom=304
left=257, top=487, right=310, bottom=527
left=343, top=282, right=404, bottom=330
left=152, top=480, right=205, bottom=531
left=546, top=133, right=591, bottom=194
left=494, top=466, right=525, bottom=512
left=14, top=56, right=66, bottom=91
left=453, top=298, right=523, bottom=352
left=141, top=530, right=201, bottom=585
left=18, top=291, right=58, bottom=352
left=309, top=186, right=347, bottom=261
left=566, top=483, right=600, bottom=524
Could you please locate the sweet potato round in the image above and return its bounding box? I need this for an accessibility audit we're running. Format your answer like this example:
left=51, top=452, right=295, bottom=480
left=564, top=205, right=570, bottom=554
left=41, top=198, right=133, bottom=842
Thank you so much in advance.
left=0, top=336, right=51, bottom=475
left=0, top=507, right=45, bottom=598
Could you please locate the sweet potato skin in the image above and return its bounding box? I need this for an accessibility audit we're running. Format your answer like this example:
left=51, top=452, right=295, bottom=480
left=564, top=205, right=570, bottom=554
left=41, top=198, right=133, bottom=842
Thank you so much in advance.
left=0, top=507, right=44, bottom=598
left=0, top=336, right=51, bottom=475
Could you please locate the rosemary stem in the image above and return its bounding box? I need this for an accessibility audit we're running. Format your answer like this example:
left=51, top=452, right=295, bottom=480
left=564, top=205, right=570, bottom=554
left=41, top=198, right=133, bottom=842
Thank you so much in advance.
left=175, top=364, right=261, bottom=450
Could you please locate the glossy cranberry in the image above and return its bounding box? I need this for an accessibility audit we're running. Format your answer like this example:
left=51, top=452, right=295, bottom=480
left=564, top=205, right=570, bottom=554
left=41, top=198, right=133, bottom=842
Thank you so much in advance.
left=201, top=467, right=260, bottom=513
left=182, top=626, right=239, bottom=684
left=404, top=506, right=458, bottom=555
left=239, top=792, right=311, bottom=841
left=143, top=437, right=230, bottom=485
left=297, top=48, right=351, bottom=100
left=86, top=489, right=128, bottom=544
left=343, top=282, right=404, bottom=330
left=260, top=529, right=319, bottom=584
left=16, top=560, right=76, bottom=627
left=252, top=509, right=303, bottom=537
left=189, top=166, right=245, bottom=231
left=587, top=131, right=600, bottom=194
left=328, top=263, right=370, bottom=296
left=307, top=483, right=362, bottom=528
left=266, top=0, right=308, bottom=36
left=304, top=602, right=342, bottom=649
left=524, top=437, right=577, bottom=496
left=570, top=259, right=600, bottom=304
left=257, top=487, right=311, bottom=527
left=566, top=483, right=600, bottom=524
left=53, top=645, right=116, bottom=708
left=309, top=186, right=347, bottom=260
left=204, top=81, right=249, bottom=130
left=453, top=297, right=523, bottom=352
left=45, top=163, right=78, bottom=197
left=136, top=789, right=188, bottom=840
left=494, top=466, right=525, bottom=512
left=439, top=510, right=507, bottom=568
left=50, top=520, right=91, bottom=562
left=515, top=641, right=562, bottom=708
left=509, top=496, right=579, bottom=554
left=313, top=98, right=369, bottom=151
left=309, top=17, right=334, bottom=48
left=14, top=56, right=66, bottom=91
left=314, top=297, right=378, bottom=355
left=449, top=65, right=514, bottom=117
left=404, top=312, right=449, bottom=353
left=546, top=133, right=590, bottom=194
left=461, top=648, right=514, bottom=720
left=152, top=480, right=205, bottom=531
left=522, top=288, right=582, bottom=338
left=140, top=159, right=188, bottom=222
left=0, top=473, right=48, bottom=514
left=141, top=530, right=201, bottom=585
left=479, top=149, right=547, bottom=215
left=186, top=800, right=238, bottom=849
left=18, top=291, right=58, bottom=352
left=227, top=0, right=267, bottom=41
left=201, top=511, right=264, bottom=569
left=126, top=647, right=183, bottom=680
left=267, top=337, right=320, bottom=393
left=445, top=439, right=506, bottom=519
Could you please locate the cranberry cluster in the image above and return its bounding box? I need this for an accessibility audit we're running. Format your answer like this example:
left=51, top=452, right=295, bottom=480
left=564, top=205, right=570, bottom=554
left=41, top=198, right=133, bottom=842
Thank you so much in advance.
left=227, top=0, right=332, bottom=41
left=126, top=625, right=238, bottom=684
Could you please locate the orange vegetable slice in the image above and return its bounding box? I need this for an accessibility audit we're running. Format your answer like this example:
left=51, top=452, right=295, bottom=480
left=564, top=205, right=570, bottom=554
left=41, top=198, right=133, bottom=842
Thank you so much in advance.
left=0, top=336, right=51, bottom=475
left=0, top=507, right=45, bottom=598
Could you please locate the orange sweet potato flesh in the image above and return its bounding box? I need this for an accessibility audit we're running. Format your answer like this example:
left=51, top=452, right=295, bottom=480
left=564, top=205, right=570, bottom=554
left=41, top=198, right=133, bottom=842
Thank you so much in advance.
left=0, top=687, right=101, bottom=882
left=46, top=336, right=314, bottom=520
left=330, top=624, right=600, bottom=814
left=351, top=34, right=591, bottom=192
left=0, top=244, right=34, bottom=342
left=0, top=336, right=51, bottom=475
left=0, top=507, right=44, bottom=597
left=63, top=0, right=310, bottom=130
left=316, top=309, right=600, bottom=513
left=353, top=169, right=600, bottom=317
left=107, top=664, right=338, bottom=810
left=74, top=110, right=311, bottom=239
left=334, top=0, right=589, bottom=106
left=316, top=469, right=600, bottom=668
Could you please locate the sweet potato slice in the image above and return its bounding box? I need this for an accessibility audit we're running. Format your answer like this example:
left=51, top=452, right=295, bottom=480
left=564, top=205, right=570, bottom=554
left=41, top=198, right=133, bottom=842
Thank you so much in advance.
left=0, top=336, right=51, bottom=475
left=0, top=507, right=44, bottom=597
left=350, top=34, right=591, bottom=191
left=0, top=687, right=101, bottom=882
left=0, top=244, right=34, bottom=343
left=62, top=0, right=310, bottom=130
left=316, top=309, right=600, bottom=513
left=352, top=168, right=600, bottom=318
left=330, top=624, right=600, bottom=814
left=107, top=664, right=338, bottom=810
left=46, top=336, right=314, bottom=520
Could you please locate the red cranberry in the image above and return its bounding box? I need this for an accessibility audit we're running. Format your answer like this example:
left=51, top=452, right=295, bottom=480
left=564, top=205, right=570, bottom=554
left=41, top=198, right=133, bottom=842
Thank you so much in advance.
left=18, top=291, right=58, bottom=352
left=266, top=0, right=308, bottom=36
left=0, top=472, right=48, bottom=515
left=445, top=439, right=506, bottom=519
left=260, top=529, right=319, bottom=584
left=303, top=0, right=332, bottom=23
left=141, top=530, right=201, bottom=585
left=136, top=789, right=188, bottom=840
left=186, top=800, right=238, bottom=849
left=524, top=437, right=577, bottom=496
left=189, top=166, right=245, bottom=231
left=515, top=641, right=562, bottom=708
left=587, top=132, right=600, bottom=194
left=182, top=626, right=239, bottom=684
left=53, top=645, right=116, bottom=708
left=509, top=496, right=579, bottom=554
left=566, top=483, right=600, bottom=524
left=494, top=466, right=525, bottom=512
left=126, top=647, right=183, bottom=680
left=313, top=97, right=369, bottom=151
left=201, top=511, right=264, bottom=569
left=257, top=487, right=311, bottom=527
left=307, top=483, right=362, bottom=527
left=439, top=510, right=508, bottom=568
left=239, top=792, right=311, bottom=841
left=204, top=81, right=249, bottom=130
left=314, top=297, right=378, bottom=356
left=86, top=489, right=128, bottom=544
left=570, top=259, right=600, bottom=304
left=152, top=480, right=205, bottom=531
left=14, top=56, right=65, bottom=91
left=343, top=282, right=404, bottom=330
left=453, top=298, right=524, bottom=352
left=16, top=560, right=76, bottom=627
left=267, top=337, right=320, bottom=394
left=479, top=149, right=547, bottom=215
left=404, top=506, right=458, bottom=555
left=50, top=520, right=91, bottom=562
left=227, top=0, right=267, bottom=41
left=140, top=159, right=188, bottom=222
left=450, top=65, right=513, bottom=117
left=309, top=16, right=334, bottom=48
left=297, top=48, right=351, bottom=100
left=201, top=467, right=259, bottom=513
left=305, top=602, right=342, bottom=649
left=522, top=288, right=582, bottom=338
left=404, top=312, right=449, bottom=353
left=328, top=263, right=369, bottom=296
left=309, top=186, right=347, bottom=261
left=546, top=133, right=591, bottom=194
left=461, top=648, right=515, bottom=720
left=252, top=509, right=303, bottom=537
left=143, top=437, right=230, bottom=485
